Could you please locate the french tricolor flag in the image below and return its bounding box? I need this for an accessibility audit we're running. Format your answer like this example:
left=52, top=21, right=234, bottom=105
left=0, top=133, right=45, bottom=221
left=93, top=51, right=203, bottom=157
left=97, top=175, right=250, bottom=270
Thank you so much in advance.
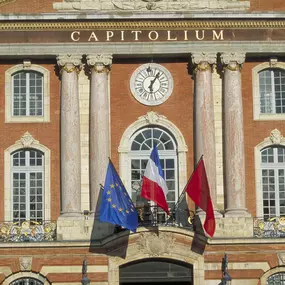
left=141, top=145, right=169, bottom=214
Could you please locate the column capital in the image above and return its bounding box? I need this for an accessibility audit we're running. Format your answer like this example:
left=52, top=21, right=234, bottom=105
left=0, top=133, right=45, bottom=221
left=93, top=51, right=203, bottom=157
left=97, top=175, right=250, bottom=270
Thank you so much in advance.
left=220, top=52, right=246, bottom=71
left=191, top=52, right=217, bottom=65
left=56, top=54, right=82, bottom=73
left=87, top=54, right=113, bottom=73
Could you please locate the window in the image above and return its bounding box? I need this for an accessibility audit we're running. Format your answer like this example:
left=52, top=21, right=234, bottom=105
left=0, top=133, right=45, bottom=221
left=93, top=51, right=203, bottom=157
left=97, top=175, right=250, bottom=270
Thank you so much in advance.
left=130, top=127, right=178, bottom=212
left=12, top=71, right=43, bottom=116
left=267, top=272, right=285, bottom=284
left=11, top=149, right=44, bottom=223
left=261, top=146, right=285, bottom=219
left=5, top=63, right=50, bottom=123
left=259, top=69, right=285, bottom=114
left=11, top=278, right=43, bottom=285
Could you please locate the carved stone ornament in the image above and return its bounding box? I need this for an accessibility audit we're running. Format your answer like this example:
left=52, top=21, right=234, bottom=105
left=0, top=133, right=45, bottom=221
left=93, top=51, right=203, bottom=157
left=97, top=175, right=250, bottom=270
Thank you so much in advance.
left=87, top=54, right=113, bottom=67
left=139, top=111, right=166, bottom=125
left=270, top=129, right=284, bottom=144
left=56, top=54, right=82, bottom=73
left=269, top=58, right=278, bottom=68
left=17, top=132, right=39, bottom=147
left=19, top=256, right=32, bottom=271
left=191, top=52, right=216, bottom=66
left=277, top=253, right=285, bottom=265
left=136, top=232, right=176, bottom=257
left=23, top=60, right=32, bottom=69
left=53, top=0, right=249, bottom=11
left=220, top=52, right=245, bottom=68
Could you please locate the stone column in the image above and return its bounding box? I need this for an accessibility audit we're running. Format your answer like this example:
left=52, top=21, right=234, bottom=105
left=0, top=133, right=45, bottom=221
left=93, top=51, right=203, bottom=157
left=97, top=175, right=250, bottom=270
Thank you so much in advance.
left=87, top=54, right=113, bottom=213
left=191, top=53, right=218, bottom=209
left=220, top=52, right=249, bottom=217
left=57, top=54, right=82, bottom=216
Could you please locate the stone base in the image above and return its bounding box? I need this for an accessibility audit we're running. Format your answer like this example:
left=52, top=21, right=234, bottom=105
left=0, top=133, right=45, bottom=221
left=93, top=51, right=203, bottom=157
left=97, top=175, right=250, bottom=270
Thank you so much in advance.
left=215, top=216, right=253, bottom=238
left=224, top=208, right=251, bottom=217
left=57, top=213, right=115, bottom=241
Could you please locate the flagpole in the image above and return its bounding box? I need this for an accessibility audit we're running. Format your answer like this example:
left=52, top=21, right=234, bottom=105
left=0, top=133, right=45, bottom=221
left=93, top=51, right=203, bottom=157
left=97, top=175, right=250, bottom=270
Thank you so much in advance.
left=170, top=154, right=204, bottom=214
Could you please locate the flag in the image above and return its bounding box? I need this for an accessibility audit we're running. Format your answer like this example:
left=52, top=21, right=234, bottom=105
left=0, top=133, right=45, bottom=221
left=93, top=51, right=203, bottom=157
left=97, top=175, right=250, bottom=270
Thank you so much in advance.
left=100, top=160, right=138, bottom=232
left=185, top=157, right=215, bottom=237
left=141, top=145, right=169, bottom=214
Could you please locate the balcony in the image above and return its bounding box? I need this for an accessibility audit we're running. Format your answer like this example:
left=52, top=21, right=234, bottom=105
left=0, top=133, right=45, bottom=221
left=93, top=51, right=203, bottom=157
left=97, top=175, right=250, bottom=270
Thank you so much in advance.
left=254, top=217, right=285, bottom=238
left=136, top=205, right=194, bottom=230
left=0, top=220, right=56, bottom=242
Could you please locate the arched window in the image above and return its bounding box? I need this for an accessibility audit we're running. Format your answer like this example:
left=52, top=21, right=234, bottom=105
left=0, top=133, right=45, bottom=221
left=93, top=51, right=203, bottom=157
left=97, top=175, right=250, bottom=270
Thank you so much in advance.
left=11, top=149, right=44, bottom=223
left=267, top=272, right=285, bottom=284
left=12, top=71, right=43, bottom=117
left=261, top=146, right=285, bottom=219
left=129, top=127, right=178, bottom=211
left=259, top=68, right=285, bottom=114
left=10, top=278, right=43, bottom=285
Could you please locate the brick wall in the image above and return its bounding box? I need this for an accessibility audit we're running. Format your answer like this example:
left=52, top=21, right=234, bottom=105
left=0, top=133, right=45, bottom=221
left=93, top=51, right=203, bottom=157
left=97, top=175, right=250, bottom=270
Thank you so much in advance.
left=0, top=60, right=60, bottom=221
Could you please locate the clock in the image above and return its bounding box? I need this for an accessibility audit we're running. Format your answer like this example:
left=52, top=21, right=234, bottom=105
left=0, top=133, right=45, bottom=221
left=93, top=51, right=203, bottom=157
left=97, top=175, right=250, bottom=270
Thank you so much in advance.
left=130, top=63, right=174, bottom=106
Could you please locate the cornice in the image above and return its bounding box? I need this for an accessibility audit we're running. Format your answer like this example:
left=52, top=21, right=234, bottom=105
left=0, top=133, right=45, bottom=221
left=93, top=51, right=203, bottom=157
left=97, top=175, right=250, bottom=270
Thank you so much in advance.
left=1, top=20, right=285, bottom=31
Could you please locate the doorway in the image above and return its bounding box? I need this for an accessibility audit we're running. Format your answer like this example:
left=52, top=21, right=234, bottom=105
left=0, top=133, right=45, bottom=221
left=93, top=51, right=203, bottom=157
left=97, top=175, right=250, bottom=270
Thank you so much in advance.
left=119, top=258, right=193, bottom=285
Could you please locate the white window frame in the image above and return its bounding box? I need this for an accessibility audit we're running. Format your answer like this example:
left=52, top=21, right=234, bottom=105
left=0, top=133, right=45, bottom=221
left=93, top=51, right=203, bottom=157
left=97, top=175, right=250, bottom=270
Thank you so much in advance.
left=11, top=149, right=44, bottom=222
left=255, top=129, right=285, bottom=217
left=253, top=61, right=285, bottom=121
left=118, top=111, right=188, bottom=201
left=5, top=62, right=50, bottom=123
left=129, top=127, right=178, bottom=208
left=4, top=132, right=51, bottom=222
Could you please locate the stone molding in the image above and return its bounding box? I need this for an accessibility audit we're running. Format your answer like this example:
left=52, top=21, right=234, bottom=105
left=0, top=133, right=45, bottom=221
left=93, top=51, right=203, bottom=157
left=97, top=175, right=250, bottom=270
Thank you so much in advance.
left=86, top=54, right=113, bottom=73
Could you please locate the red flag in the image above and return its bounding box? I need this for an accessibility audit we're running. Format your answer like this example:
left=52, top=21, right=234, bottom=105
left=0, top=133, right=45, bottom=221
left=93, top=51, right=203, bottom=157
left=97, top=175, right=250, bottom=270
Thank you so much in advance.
left=185, top=157, right=216, bottom=237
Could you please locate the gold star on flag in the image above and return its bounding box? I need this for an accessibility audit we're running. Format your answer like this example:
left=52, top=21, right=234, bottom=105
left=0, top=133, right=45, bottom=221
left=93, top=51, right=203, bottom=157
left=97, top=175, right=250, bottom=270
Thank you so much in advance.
left=115, top=183, right=119, bottom=187
left=119, top=208, right=123, bottom=212
left=107, top=191, right=111, bottom=195
left=110, top=184, right=115, bottom=188
left=126, top=210, right=129, bottom=214
left=107, top=198, right=111, bottom=202
left=112, top=204, right=116, bottom=208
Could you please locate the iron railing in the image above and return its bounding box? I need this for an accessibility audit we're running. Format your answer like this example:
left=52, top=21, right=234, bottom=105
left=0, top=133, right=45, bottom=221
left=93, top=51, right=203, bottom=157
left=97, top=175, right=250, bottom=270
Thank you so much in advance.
left=254, top=217, right=285, bottom=238
left=136, top=205, right=194, bottom=230
left=0, top=220, right=56, bottom=242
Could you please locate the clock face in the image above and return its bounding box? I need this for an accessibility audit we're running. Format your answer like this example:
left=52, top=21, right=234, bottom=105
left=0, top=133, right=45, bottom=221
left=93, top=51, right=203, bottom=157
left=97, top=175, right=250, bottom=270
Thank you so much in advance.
left=130, top=63, right=173, bottom=106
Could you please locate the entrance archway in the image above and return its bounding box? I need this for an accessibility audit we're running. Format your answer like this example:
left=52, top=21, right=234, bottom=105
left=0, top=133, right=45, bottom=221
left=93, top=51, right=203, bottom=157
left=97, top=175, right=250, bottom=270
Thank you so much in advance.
left=119, top=258, right=193, bottom=285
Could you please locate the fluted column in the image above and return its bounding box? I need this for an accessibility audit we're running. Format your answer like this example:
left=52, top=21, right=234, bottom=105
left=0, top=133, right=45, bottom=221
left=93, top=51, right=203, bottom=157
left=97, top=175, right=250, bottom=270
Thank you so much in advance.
left=191, top=52, right=218, bottom=210
left=57, top=54, right=82, bottom=216
left=220, top=52, right=249, bottom=217
left=87, top=54, right=113, bottom=213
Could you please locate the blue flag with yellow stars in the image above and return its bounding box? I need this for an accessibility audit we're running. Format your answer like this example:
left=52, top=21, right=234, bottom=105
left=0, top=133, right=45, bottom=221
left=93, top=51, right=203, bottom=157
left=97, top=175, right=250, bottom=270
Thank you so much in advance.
left=100, top=160, right=138, bottom=232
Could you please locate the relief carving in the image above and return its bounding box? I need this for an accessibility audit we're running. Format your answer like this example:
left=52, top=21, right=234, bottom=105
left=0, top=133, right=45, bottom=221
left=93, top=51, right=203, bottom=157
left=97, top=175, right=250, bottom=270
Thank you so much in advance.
left=270, top=129, right=283, bottom=144
left=136, top=232, right=176, bottom=256
left=19, top=256, right=32, bottom=271
left=278, top=253, right=285, bottom=265
left=140, top=111, right=166, bottom=125
left=17, top=132, right=39, bottom=148
left=53, top=0, right=250, bottom=11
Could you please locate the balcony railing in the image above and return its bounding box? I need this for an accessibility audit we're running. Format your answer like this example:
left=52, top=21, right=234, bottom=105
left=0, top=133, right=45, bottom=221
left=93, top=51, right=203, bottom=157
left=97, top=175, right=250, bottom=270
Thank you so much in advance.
left=0, top=220, right=56, bottom=242
left=136, top=205, right=194, bottom=230
left=254, top=217, right=285, bottom=238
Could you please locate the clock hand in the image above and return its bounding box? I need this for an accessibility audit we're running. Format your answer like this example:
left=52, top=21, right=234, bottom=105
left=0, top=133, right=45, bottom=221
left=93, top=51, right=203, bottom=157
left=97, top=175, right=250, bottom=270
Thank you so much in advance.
left=148, top=72, right=160, bottom=92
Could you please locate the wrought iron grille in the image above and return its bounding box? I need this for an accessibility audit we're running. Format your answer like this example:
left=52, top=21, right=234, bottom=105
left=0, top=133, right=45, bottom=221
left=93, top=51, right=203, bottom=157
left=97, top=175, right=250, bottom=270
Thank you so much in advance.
left=11, top=278, right=43, bottom=285
left=0, top=220, right=56, bottom=242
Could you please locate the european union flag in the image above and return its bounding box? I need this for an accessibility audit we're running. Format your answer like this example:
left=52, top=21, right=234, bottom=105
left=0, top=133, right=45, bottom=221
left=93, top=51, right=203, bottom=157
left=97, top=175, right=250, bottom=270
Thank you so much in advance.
left=100, top=160, right=138, bottom=232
